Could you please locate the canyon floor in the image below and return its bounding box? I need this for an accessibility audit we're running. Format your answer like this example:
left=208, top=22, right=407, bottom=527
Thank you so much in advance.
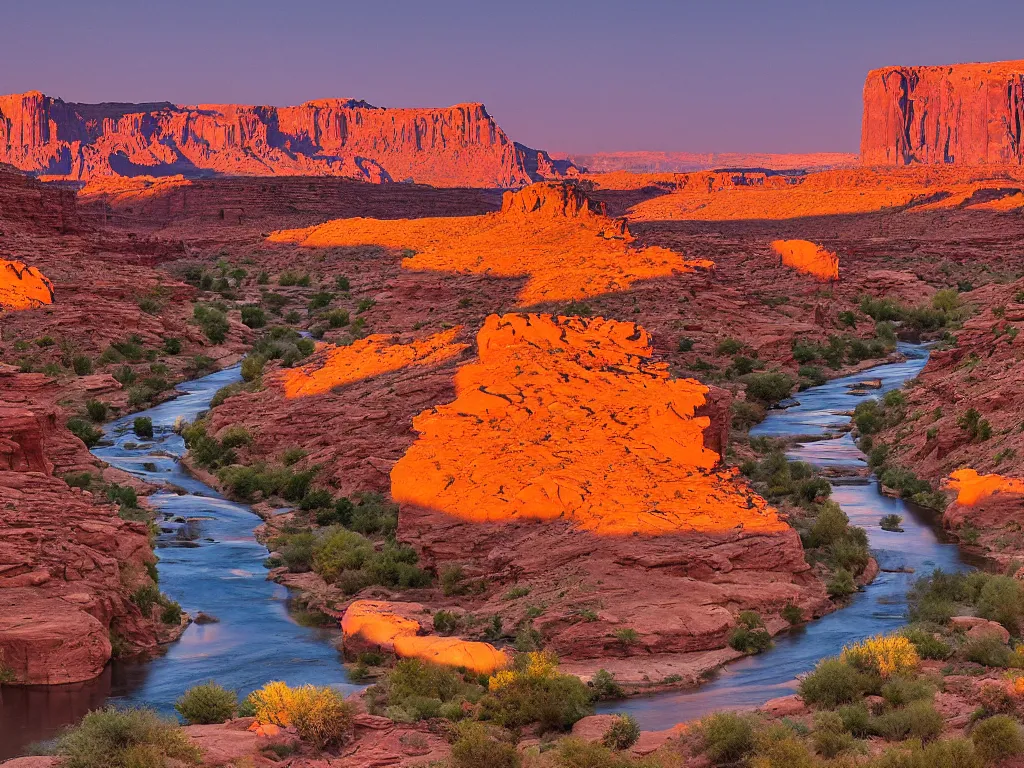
left=3, top=162, right=1024, bottom=766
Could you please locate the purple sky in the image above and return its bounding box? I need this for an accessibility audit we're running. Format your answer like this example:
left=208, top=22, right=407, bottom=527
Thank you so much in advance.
left=4, top=0, right=1023, bottom=154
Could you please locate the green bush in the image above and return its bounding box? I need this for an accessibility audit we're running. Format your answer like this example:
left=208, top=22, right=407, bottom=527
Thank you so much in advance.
left=881, top=677, right=935, bottom=708
left=827, top=568, right=858, bottom=598
left=72, top=355, right=93, bottom=375
left=699, top=711, right=756, bottom=765
left=717, top=338, right=744, bottom=355
left=450, top=721, right=520, bottom=768
left=838, top=702, right=872, bottom=737
left=976, top=576, right=1024, bottom=634
left=964, top=636, right=1012, bottom=668
left=133, top=417, right=154, bottom=439
left=813, top=711, right=856, bottom=757
left=175, top=682, right=237, bottom=724
left=743, top=372, right=795, bottom=405
left=85, top=400, right=109, bottom=422
left=783, top=603, right=804, bottom=624
left=602, top=714, right=641, bottom=750
left=799, top=658, right=874, bottom=708
left=480, top=659, right=591, bottom=732
left=56, top=706, right=200, bottom=768
left=67, top=417, right=103, bottom=447
left=972, top=714, right=1024, bottom=764
left=163, top=338, right=182, bottom=355
left=900, top=626, right=953, bottom=660
left=590, top=669, right=623, bottom=700
left=433, top=610, right=462, bottom=635
left=872, top=700, right=943, bottom=742
left=880, top=513, right=904, bottom=532
left=240, top=306, right=266, bottom=329
left=730, top=625, right=772, bottom=655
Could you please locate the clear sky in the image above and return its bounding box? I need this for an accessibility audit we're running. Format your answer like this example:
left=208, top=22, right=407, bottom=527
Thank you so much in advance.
left=3, top=0, right=1023, bottom=154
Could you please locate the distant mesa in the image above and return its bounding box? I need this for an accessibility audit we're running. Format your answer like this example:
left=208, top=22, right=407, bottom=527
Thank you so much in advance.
left=862, top=59, right=1024, bottom=166
left=390, top=313, right=783, bottom=536
left=270, top=181, right=711, bottom=305
left=0, top=90, right=579, bottom=188
left=562, top=151, right=859, bottom=174
left=770, top=240, right=839, bottom=281
left=0, top=259, right=53, bottom=310
left=279, top=328, right=468, bottom=398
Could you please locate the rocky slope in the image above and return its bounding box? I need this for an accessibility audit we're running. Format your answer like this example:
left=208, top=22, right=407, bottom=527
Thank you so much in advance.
left=0, top=91, right=577, bottom=187
left=861, top=60, right=1024, bottom=166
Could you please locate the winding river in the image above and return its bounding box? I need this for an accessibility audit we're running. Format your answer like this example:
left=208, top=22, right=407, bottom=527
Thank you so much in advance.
left=1, top=366, right=357, bottom=758
left=2, top=343, right=975, bottom=756
left=596, top=343, right=974, bottom=727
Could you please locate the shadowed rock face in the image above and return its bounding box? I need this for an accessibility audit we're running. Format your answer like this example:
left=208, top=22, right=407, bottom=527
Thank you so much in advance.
left=861, top=60, right=1024, bottom=166
left=0, top=91, right=578, bottom=187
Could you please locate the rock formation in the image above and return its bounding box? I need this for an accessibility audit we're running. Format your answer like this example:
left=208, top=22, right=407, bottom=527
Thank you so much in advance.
left=280, top=329, right=468, bottom=399
left=861, top=60, right=1024, bottom=166
left=389, top=313, right=826, bottom=661
left=770, top=240, right=839, bottom=281
left=0, top=260, right=53, bottom=310
left=565, top=151, right=858, bottom=173
left=0, top=91, right=577, bottom=187
left=341, top=599, right=507, bottom=674
left=947, top=469, right=1024, bottom=507
left=270, top=181, right=711, bottom=305
left=0, top=369, right=166, bottom=684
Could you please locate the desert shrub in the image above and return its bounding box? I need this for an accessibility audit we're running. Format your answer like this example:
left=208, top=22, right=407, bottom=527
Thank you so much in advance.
left=323, top=308, right=350, bottom=328
left=698, top=711, right=757, bottom=765
left=590, top=669, right=623, bottom=700
left=958, top=408, right=993, bottom=442
left=433, top=610, right=462, bottom=635
left=976, top=576, right=1024, bottom=634
left=880, top=513, right=904, bottom=532
left=717, top=337, right=744, bottom=355
left=841, top=634, right=919, bottom=678
left=241, top=354, right=265, bottom=382
left=440, top=565, right=466, bottom=596
left=838, top=702, right=873, bottom=737
left=85, top=400, right=109, bottom=422
left=163, top=338, right=182, bottom=355
left=964, top=636, right=1013, bottom=668
left=64, top=471, right=94, bottom=490
left=278, top=271, right=311, bottom=287
left=450, top=721, right=520, bottom=768
left=299, top=488, right=334, bottom=510
left=246, top=681, right=354, bottom=748
left=133, top=416, right=153, bottom=438
left=551, top=739, right=630, bottom=768
left=175, top=682, right=237, bottom=724
left=240, top=306, right=266, bottom=329
left=193, top=304, right=229, bottom=343
left=57, top=706, right=200, bottom=768
left=872, top=700, right=943, bottom=742
left=730, top=613, right=772, bottom=655
left=813, top=711, right=856, bottom=757
left=72, top=355, right=93, bottom=375
left=783, top=603, right=804, bottom=624
left=67, top=417, right=103, bottom=447
left=800, top=658, right=875, bottom=708
left=828, top=569, right=858, bottom=598
left=971, top=714, right=1024, bottom=763
left=482, top=651, right=592, bottom=731
left=743, top=372, right=795, bottom=405
left=752, top=723, right=816, bottom=768
left=732, top=400, right=766, bottom=430
left=881, top=676, right=934, bottom=708
left=307, top=291, right=334, bottom=310
left=602, top=714, right=641, bottom=750
left=347, top=492, right=400, bottom=536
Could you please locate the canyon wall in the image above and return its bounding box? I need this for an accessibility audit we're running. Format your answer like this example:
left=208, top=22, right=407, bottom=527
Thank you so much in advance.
left=861, top=60, right=1024, bottom=166
left=0, top=91, right=576, bottom=187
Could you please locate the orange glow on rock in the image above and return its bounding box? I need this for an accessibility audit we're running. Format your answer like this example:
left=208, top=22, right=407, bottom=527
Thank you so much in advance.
left=770, top=240, right=839, bottom=281
left=390, top=313, right=784, bottom=536
left=0, top=260, right=53, bottom=310
left=341, top=600, right=507, bottom=674
left=279, top=328, right=468, bottom=398
left=948, top=468, right=1024, bottom=506
left=269, top=182, right=712, bottom=305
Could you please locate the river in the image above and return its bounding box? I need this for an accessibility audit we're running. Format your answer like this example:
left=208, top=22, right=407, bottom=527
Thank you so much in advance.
left=0, top=365, right=357, bottom=759
left=597, top=343, right=973, bottom=728
left=2, top=344, right=972, bottom=756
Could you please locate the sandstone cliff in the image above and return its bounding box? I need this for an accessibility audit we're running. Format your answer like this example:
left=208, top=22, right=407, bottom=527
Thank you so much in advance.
left=0, top=91, right=577, bottom=187
left=861, top=60, right=1024, bottom=166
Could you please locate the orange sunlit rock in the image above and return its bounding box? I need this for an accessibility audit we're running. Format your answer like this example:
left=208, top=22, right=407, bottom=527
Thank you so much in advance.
left=341, top=599, right=507, bottom=674
left=279, top=329, right=468, bottom=398
left=390, top=313, right=784, bottom=536
left=269, top=182, right=712, bottom=305
left=0, top=259, right=53, bottom=310
left=770, top=240, right=839, bottom=281
left=948, top=469, right=1024, bottom=506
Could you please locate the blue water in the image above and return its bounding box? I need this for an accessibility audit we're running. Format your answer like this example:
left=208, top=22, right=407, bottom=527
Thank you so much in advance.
left=597, top=344, right=972, bottom=728
left=1, top=366, right=356, bottom=757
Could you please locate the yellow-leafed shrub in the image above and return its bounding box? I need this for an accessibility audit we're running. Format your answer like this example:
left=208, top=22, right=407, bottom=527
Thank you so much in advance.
left=488, top=650, right=558, bottom=692
left=841, top=634, right=919, bottom=678
left=246, top=681, right=354, bottom=747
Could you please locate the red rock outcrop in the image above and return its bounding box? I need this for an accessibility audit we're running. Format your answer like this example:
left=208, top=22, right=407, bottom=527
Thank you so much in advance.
left=0, top=371, right=166, bottom=684
left=770, top=240, right=839, bottom=281
left=0, top=91, right=578, bottom=187
left=0, top=260, right=53, bottom=310
left=390, top=314, right=827, bottom=662
left=861, top=60, right=1024, bottom=166
left=270, top=181, right=711, bottom=305
left=340, top=599, right=508, bottom=674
